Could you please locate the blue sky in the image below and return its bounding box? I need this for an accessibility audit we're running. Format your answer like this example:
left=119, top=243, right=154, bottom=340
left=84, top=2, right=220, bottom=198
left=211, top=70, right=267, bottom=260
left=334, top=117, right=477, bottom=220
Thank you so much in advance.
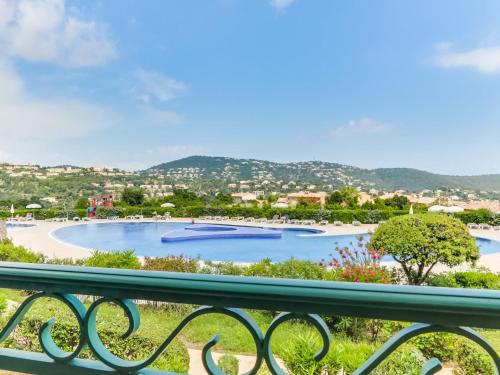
left=1, top=0, right=500, bottom=174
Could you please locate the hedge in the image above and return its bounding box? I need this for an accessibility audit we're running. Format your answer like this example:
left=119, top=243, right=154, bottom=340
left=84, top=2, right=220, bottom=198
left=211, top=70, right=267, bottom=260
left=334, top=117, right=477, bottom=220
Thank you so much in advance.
left=0, top=206, right=410, bottom=224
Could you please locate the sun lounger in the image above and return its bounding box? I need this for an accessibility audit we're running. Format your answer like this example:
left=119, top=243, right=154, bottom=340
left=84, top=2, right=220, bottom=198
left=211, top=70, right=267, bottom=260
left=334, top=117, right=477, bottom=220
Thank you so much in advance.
left=479, top=223, right=491, bottom=230
left=319, top=220, right=329, bottom=225
left=467, top=223, right=479, bottom=229
left=352, top=221, right=361, bottom=226
left=245, top=217, right=256, bottom=222
left=333, top=221, right=343, bottom=226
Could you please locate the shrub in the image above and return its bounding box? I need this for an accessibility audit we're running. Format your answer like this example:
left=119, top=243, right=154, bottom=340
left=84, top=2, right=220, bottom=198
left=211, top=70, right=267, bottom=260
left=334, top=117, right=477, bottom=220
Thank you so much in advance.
left=412, top=333, right=456, bottom=362
left=427, top=270, right=500, bottom=289
left=4, top=317, right=189, bottom=373
left=199, top=261, right=244, bottom=275
left=0, top=239, right=44, bottom=263
left=453, top=271, right=500, bottom=289
left=281, top=333, right=423, bottom=375
left=142, top=255, right=198, bottom=273
left=454, top=339, right=495, bottom=375
left=218, top=354, right=239, bottom=375
left=243, top=258, right=326, bottom=280
left=454, top=209, right=495, bottom=225
left=320, top=235, right=392, bottom=284
left=83, top=250, right=141, bottom=269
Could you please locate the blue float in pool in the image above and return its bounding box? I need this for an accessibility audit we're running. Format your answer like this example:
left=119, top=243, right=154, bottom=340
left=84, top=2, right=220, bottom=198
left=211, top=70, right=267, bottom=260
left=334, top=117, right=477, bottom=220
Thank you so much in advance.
left=161, top=224, right=282, bottom=242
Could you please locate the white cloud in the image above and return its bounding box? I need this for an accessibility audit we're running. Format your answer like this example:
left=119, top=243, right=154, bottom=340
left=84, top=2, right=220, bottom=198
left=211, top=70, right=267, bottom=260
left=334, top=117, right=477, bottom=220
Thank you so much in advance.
left=143, top=107, right=182, bottom=126
left=0, top=0, right=116, bottom=67
left=269, top=0, right=295, bottom=11
left=134, top=69, right=187, bottom=103
left=0, top=60, right=118, bottom=144
left=330, top=117, right=388, bottom=137
left=433, top=43, right=500, bottom=73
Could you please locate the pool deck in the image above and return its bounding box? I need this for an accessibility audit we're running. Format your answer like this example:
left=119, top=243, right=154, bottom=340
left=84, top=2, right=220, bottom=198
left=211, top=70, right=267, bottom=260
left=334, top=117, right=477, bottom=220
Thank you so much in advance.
left=5, top=219, right=500, bottom=272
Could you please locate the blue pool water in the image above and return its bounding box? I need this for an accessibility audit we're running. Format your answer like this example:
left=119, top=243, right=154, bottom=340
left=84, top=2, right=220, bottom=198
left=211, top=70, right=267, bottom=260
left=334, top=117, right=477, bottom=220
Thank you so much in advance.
left=52, top=222, right=500, bottom=263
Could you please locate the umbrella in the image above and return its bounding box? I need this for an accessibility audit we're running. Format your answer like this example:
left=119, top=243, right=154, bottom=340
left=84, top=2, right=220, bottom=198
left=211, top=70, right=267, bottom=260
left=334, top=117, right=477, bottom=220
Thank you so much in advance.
left=409, top=204, right=414, bottom=215
left=443, top=205, right=464, bottom=213
left=271, top=202, right=289, bottom=208
left=428, top=205, right=446, bottom=213
left=10, top=204, right=14, bottom=218
left=161, top=203, right=176, bottom=208
left=26, top=204, right=42, bottom=209
left=26, top=203, right=42, bottom=220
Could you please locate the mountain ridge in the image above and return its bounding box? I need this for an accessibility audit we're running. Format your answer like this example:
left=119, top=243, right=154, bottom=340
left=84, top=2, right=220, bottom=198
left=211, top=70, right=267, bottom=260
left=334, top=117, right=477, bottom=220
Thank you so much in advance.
left=145, top=155, right=500, bottom=192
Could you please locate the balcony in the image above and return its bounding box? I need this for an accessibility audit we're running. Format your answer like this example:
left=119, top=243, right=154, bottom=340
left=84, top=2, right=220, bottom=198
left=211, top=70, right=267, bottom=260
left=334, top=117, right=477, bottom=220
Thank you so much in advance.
left=0, top=261, right=498, bottom=374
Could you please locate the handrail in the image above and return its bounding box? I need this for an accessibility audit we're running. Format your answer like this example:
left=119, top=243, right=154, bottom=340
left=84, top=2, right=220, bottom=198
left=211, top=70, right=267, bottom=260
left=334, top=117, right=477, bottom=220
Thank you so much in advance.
left=0, top=262, right=499, bottom=374
left=0, top=262, right=499, bottom=328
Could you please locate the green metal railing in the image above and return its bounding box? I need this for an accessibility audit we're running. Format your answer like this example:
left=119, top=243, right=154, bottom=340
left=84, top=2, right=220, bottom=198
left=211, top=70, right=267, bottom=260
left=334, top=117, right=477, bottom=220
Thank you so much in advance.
left=0, top=261, right=498, bottom=374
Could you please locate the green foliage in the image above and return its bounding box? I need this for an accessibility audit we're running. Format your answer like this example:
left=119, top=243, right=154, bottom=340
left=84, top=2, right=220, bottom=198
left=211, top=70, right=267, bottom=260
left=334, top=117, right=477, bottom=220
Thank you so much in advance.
left=83, top=250, right=141, bottom=269
left=454, top=209, right=495, bottom=225
left=454, top=340, right=495, bottom=375
left=211, top=192, right=234, bottom=206
left=74, top=197, right=89, bottom=209
left=0, top=238, right=44, bottom=263
left=120, top=187, right=145, bottom=206
left=412, top=333, right=456, bottom=362
left=199, top=261, right=244, bottom=275
left=3, top=317, right=189, bottom=373
left=370, top=214, right=479, bottom=285
left=412, top=333, right=494, bottom=375
left=164, top=189, right=204, bottom=207
left=142, top=255, right=198, bottom=273
left=218, top=354, right=239, bottom=375
left=383, top=194, right=410, bottom=210
left=427, top=270, right=500, bottom=289
left=281, top=332, right=423, bottom=375
left=326, top=187, right=360, bottom=208
left=243, top=258, right=327, bottom=280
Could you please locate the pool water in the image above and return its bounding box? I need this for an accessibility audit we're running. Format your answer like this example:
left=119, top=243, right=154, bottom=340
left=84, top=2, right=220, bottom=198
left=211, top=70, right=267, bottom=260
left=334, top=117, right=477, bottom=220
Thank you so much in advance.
left=52, top=222, right=500, bottom=263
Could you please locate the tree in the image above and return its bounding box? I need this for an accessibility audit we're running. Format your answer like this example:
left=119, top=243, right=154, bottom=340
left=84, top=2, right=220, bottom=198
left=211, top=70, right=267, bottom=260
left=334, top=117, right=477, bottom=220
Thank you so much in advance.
left=74, top=197, right=89, bottom=209
left=326, top=187, right=360, bottom=208
left=212, top=192, right=234, bottom=206
left=120, top=187, right=145, bottom=206
left=384, top=195, right=409, bottom=210
left=370, top=214, right=478, bottom=285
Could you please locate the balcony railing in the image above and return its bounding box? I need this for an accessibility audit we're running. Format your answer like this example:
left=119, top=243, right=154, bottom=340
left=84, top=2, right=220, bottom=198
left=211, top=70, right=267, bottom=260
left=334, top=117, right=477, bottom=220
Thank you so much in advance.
left=0, top=261, right=499, bottom=374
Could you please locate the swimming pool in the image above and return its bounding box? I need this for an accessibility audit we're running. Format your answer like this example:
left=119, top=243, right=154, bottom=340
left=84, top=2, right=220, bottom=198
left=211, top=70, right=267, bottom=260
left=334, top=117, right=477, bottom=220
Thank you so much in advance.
left=52, top=222, right=500, bottom=263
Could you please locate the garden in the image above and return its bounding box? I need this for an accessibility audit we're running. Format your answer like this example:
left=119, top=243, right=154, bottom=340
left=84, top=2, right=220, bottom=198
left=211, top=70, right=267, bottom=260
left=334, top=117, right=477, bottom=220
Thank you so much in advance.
left=0, top=213, right=498, bottom=373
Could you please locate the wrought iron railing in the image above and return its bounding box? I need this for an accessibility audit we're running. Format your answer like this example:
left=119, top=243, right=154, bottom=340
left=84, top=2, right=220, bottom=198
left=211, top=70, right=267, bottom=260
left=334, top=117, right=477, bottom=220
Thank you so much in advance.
left=0, top=261, right=498, bottom=374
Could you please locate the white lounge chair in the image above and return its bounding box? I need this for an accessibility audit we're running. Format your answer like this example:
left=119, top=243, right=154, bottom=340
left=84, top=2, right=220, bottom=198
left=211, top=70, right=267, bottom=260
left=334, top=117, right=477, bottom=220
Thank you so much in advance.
left=352, top=221, right=361, bottom=226
left=319, top=220, right=329, bottom=225
left=333, top=221, right=343, bottom=226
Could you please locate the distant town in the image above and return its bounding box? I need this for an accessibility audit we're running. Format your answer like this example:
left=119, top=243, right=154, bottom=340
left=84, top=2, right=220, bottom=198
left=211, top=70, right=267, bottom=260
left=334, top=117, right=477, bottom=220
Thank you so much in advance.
left=2, top=156, right=500, bottom=212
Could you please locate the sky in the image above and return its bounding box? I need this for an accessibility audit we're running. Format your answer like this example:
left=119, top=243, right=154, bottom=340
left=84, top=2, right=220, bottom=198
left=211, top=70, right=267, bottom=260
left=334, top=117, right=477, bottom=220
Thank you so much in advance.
left=1, top=0, right=500, bottom=175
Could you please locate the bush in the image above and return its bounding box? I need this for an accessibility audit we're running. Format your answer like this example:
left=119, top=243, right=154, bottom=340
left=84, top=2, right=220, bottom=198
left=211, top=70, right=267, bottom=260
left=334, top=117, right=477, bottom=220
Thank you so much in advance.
left=199, top=261, right=244, bottom=275
left=427, top=270, right=500, bottom=289
left=243, top=258, right=327, bottom=280
left=83, top=250, right=141, bottom=269
left=454, top=339, right=495, bottom=375
left=218, top=354, right=239, bottom=375
left=4, top=317, right=189, bottom=373
left=281, top=333, right=423, bottom=375
left=453, top=271, right=500, bottom=289
left=0, top=239, right=44, bottom=263
left=412, top=333, right=456, bottom=362
left=454, top=209, right=495, bottom=225
left=142, top=255, right=198, bottom=273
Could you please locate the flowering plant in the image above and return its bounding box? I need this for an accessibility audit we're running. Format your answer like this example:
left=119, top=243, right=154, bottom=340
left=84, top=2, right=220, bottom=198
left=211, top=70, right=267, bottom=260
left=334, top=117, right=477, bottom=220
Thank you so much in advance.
left=319, top=235, right=391, bottom=284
